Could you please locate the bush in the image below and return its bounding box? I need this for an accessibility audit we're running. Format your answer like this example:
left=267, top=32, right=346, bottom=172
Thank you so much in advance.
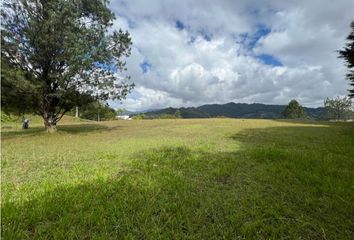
left=159, top=114, right=177, bottom=119
left=132, top=114, right=146, bottom=120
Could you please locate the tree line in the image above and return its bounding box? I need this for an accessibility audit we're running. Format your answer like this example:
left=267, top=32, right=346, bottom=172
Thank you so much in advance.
left=283, top=97, right=353, bottom=120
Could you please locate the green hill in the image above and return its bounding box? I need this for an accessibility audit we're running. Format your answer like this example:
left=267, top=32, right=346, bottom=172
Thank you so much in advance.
left=141, top=102, right=326, bottom=119
left=143, top=107, right=209, bottom=118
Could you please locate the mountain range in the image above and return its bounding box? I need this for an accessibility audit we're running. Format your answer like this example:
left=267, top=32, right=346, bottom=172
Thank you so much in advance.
left=137, top=102, right=326, bottom=119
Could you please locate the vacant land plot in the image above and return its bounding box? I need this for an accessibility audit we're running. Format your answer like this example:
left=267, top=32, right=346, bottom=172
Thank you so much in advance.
left=1, top=118, right=354, bottom=239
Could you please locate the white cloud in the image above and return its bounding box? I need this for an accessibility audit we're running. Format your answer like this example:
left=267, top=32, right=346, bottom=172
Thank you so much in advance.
left=109, top=0, right=354, bottom=111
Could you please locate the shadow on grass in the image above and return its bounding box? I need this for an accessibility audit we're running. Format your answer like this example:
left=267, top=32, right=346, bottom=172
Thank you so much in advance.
left=273, top=119, right=354, bottom=127
left=1, top=123, right=119, bottom=138
left=58, top=124, right=120, bottom=134
left=1, top=126, right=45, bottom=138
left=2, top=123, right=354, bottom=239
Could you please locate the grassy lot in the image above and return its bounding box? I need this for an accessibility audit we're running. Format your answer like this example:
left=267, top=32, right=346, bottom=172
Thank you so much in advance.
left=1, top=118, right=354, bottom=239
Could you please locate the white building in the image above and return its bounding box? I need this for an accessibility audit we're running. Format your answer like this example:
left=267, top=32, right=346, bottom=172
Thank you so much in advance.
left=116, top=115, right=132, bottom=120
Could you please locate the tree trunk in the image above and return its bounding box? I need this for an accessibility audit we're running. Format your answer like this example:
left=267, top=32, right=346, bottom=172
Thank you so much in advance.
left=43, top=115, right=57, bottom=133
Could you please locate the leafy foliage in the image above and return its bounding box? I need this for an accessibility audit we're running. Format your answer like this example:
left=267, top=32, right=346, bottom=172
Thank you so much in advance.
left=174, top=110, right=182, bottom=118
left=1, top=59, right=40, bottom=115
left=158, top=114, right=178, bottom=119
left=282, top=100, right=305, bottom=119
left=1, top=111, right=18, bottom=123
left=338, top=21, right=354, bottom=97
left=324, top=96, right=353, bottom=120
left=1, top=0, right=133, bottom=130
left=116, top=108, right=126, bottom=116
left=68, top=102, right=116, bottom=121
left=132, top=113, right=146, bottom=120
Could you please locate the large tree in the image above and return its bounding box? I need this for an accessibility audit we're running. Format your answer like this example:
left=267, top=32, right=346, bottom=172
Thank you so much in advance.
left=1, top=0, right=134, bottom=131
left=282, top=99, right=305, bottom=119
left=338, top=21, right=354, bottom=97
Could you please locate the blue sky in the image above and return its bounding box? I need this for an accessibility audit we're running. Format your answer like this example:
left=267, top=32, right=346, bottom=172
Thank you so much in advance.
left=139, top=61, right=151, bottom=73
left=108, top=0, right=354, bottom=111
left=257, top=54, right=283, bottom=67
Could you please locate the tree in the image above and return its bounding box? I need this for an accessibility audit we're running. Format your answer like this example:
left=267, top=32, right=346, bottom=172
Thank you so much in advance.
left=174, top=110, right=181, bottom=118
left=282, top=100, right=305, bottom=118
left=324, top=96, right=353, bottom=120
left=338, top=21, right=354, bottom=97
left=116, top=108, right=126, bottom=116
left=1, top=58, right=39, bottom=116
left=1, top=0, right=134, bottom=132
left=132, top=113, right=145, bottom=120
left=78, top=101, right=116, bottom=121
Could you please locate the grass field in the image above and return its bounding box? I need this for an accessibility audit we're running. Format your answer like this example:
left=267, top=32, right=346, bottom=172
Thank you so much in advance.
left=1, top=118, right=354, bottom=239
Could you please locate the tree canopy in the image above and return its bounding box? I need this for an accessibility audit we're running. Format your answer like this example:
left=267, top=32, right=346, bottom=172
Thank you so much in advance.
left=1, top=0, right=133, bottom=131
left=72, top=101, right=116, bottom=121
left=338, top=21, right=354, bottom=97
left=282, top=100, right=305, bottom=119
left=324, top=96, right=353, bottom=120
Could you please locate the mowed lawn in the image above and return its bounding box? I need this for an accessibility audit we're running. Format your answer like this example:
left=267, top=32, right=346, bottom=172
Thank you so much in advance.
left=1, top=118, right=354, bottom=239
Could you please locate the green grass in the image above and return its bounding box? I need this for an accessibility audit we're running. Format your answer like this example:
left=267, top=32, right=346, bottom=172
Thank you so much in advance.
left=1, top=118, right=354, bottom=239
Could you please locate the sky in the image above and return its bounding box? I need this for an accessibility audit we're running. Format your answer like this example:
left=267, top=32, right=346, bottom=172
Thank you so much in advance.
left=108, top=0, right=354, bottom=111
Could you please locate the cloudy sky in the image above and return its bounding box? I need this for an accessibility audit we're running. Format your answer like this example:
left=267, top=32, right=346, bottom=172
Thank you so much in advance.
left=108, top=0, right=354, bottom=111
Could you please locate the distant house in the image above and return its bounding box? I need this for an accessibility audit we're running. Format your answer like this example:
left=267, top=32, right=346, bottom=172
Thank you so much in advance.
left=116, top=115, right=132, bottom=120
